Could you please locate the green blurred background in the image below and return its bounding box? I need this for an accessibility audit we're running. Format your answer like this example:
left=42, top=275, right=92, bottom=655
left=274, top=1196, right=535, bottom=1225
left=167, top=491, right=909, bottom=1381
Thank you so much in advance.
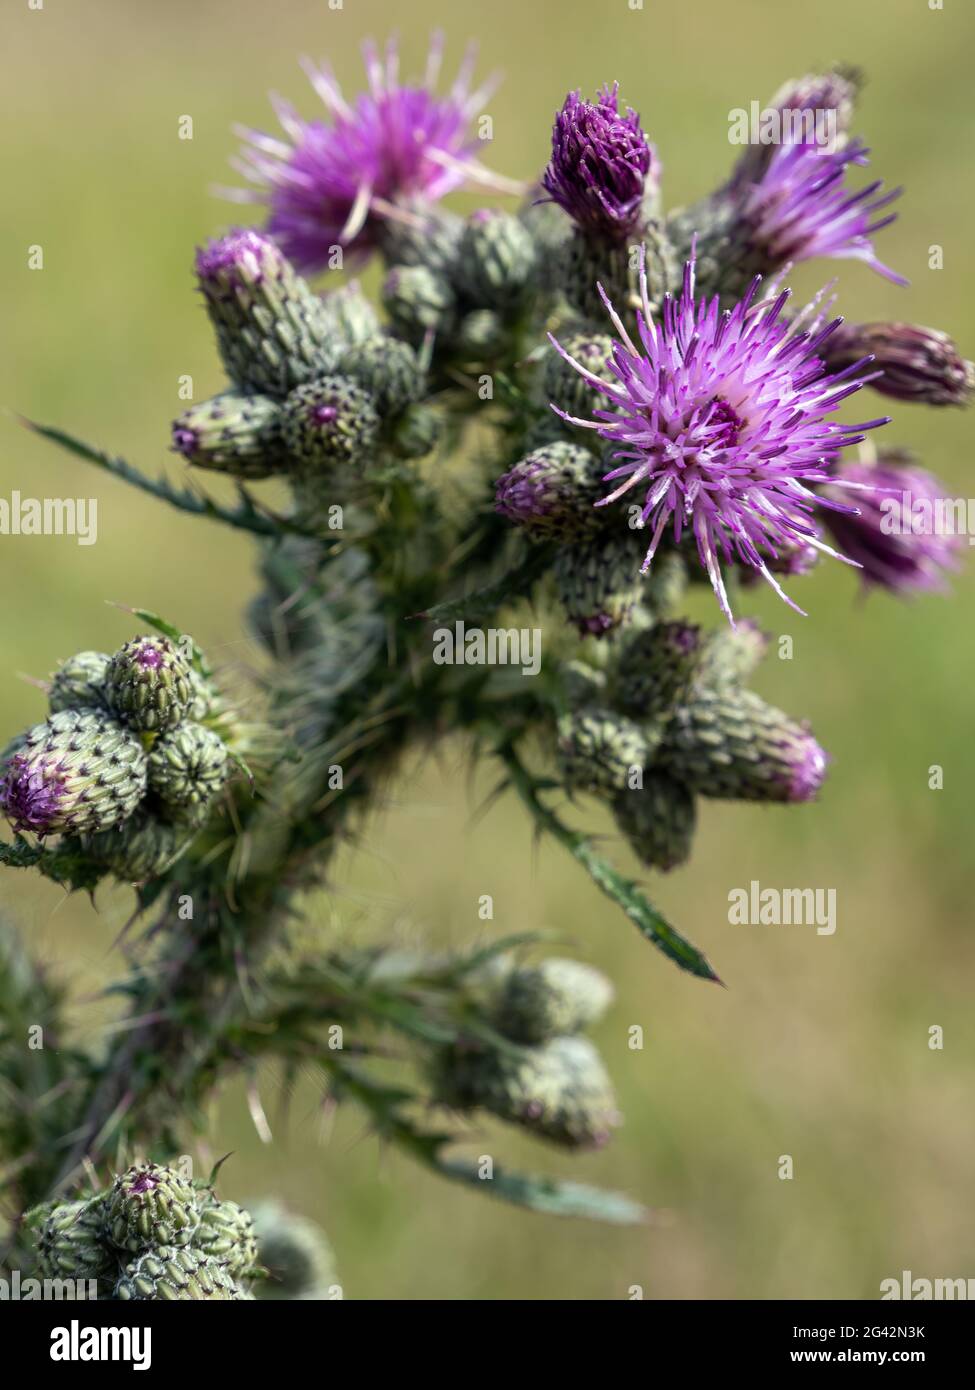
left=2, top=0, right=973, bottom=1299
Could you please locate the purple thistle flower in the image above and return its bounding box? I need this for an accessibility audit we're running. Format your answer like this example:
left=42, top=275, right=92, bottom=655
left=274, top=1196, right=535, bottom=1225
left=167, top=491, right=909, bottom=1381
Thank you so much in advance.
left=227, top=34, right=518, bottom=274
left=548, top=248, right=891, bottom=621
left=542, top=83, right=656, bottom=242
left=739, top=137, right=906, bottom=284
left=821, top=452, right=963, bottom=594
left=0, top=752, right=70, bottom=835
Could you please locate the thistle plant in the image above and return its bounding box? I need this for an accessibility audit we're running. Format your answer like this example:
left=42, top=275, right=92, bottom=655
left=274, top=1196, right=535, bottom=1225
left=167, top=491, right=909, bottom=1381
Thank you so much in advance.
left=1, top=36, right=971, bottom=1298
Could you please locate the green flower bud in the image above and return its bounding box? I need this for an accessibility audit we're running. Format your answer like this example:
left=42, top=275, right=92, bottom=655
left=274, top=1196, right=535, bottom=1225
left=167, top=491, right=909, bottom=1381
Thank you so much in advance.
left=662, top=686, right=828, bottom=803
left=495, top=441, right=605, bottom=543
left=542, top=329, right=616, bottom=419
left=251, top=1201, right=338, bottom=1301
left=557, top=707, right=651, bottom=793
left=106, top=636, right=194, bottom=734
left=455, top=210, right=536, bottom=309
left=196, top=230, right=338, bottom=398
left=391, top=403, right=441, bottom=460
left=613, top=772, right=698, bottom=871
left=0, top=709, right=148, bottom=836
left=382, top=264, right=456, bottom=340
left=335, top=336, right=421, bottom=417
left=319, top=279, right=382, bottom=347
left=281, top=375, right=380, bottom=468
left=697, top=619, right=769, bottom=688
left=518, top=197, right=572, bottom=290
left=37, top=1197, right=114, bottom=1282
left=186, top=667, right=219, bottom=723
left=561, top=659, right=608, bottom=706
left=172, top=391, right=286, bottom=479
left=83, top=808, right=198, bottom=881
left=554, top=533, right=644, bottom=636
left=105, top=1163, right=200, bottom=1255
left=147, top=721, right=230, bottom=814
left=115, top=1245, right=241, bottom=1301
left=492, top=958, right=614, bottom=1044
left=455, top=308, right=507, bottom=358
left=438, top=1035, right=620, bottom=1150
left=378, top=204, right=463, bottom=277
left=193, top=1198, right=260, bottom=1279
left=615, top=622, right=703, bottom=719
left=47, top=651, right=111, bottom=714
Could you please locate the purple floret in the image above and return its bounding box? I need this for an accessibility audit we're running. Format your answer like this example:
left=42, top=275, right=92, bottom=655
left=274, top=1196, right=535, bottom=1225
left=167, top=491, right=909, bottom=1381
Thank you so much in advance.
left=784, top=734, right=829, bottom=803
left=0, top=753, right=69, bottom=834
left=195, top=227, right=274, bottom=286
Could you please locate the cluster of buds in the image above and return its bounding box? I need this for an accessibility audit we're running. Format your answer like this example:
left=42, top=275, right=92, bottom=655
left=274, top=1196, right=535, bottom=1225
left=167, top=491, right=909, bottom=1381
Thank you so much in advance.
left=31, top=1163, right=260, bottom=1300
left=0, top=634, right=234, bottom=881
left=432, top=955, right=619, bottom=1149
left=172, top=229, right=440, bottom=523
left=380, top=204, right=538, bottom=361
left=558, top=618, right=825, bottom=872
left=489, top=69, right=971, bottom=627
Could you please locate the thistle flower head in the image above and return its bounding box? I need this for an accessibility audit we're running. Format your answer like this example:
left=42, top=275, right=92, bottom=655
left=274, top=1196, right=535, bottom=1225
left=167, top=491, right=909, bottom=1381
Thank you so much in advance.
left=106, top=636, right=194, bottom=734
left=230, top=34, right=509, bottom=273
left=494, top=441, right=605, bottom=541
left=823, top=322, right=975, bottom=406
left=1, top=752, right=71, bottom=834
left=822, top=451, right=963, bottom=594
left=725, top=68, right=861, bottom=192
left=549, top=248, right=891, bottom=620
left=740, top=137, right=905, bottom=284
left=0, top=709, right=148, bottom=836
left=542, top=83, right=656, bottom=242
left=665, top=686, right=828, bottom=803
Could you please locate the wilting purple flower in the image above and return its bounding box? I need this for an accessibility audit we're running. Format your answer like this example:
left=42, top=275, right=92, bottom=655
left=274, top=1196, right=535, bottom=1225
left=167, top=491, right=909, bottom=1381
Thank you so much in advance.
left=227, top=34, right=515, bottom=273
left=549, top=249, right=891, bottom=620
left=542, top=83, right=656, bottom=241
left=822, top=452, right=963, bottom=594
left=725, top=68, right=860, bottom=193
left=0, top=752, right=70, bottom=834
left=823, top=322, right=975, bottom=406
left=739, top=137, right=905, bottom=283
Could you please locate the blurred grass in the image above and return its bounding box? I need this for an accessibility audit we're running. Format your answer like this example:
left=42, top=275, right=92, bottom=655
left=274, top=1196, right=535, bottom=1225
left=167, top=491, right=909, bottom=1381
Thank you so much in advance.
left=2, top=0, right=974, bottom=1298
